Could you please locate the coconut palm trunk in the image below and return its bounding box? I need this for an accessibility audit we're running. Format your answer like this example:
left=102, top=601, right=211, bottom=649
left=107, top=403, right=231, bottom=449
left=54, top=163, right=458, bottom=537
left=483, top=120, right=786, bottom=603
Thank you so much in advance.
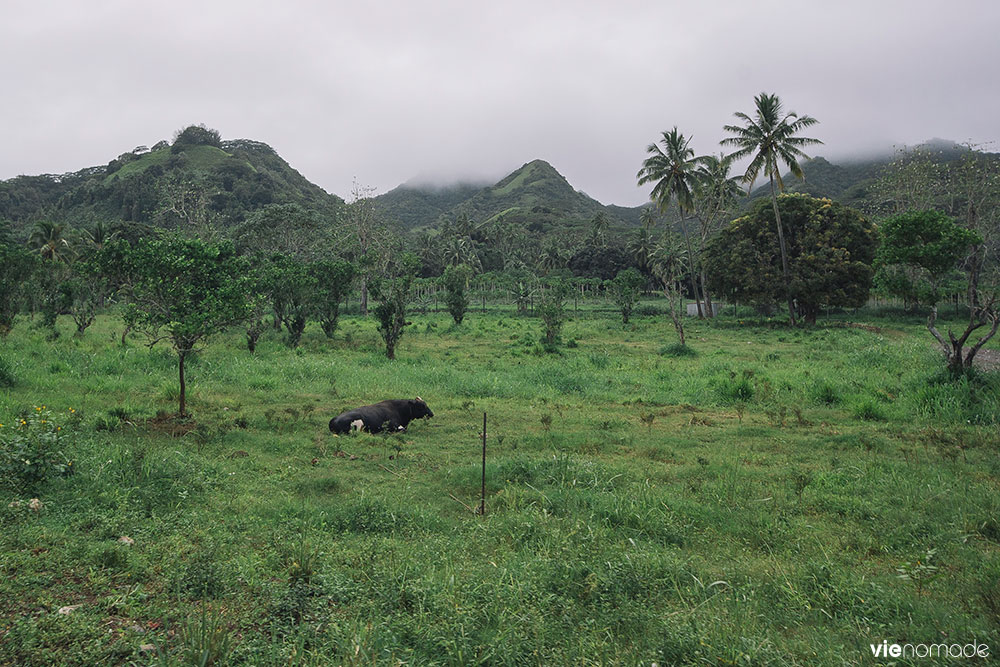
left=677, top=206, right=704, bottom=318
left=769, top=177, right=797, bottom=325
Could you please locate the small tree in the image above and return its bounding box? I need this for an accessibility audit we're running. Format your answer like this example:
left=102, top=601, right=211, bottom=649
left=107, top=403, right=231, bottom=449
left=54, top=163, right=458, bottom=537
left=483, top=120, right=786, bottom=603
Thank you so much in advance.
left=441, top=263, right=473, bottom=325
left=109, top=237, right=251, bottom=416
left=311, top=259, right=356, bottom=337
left=610, top=268, right=645, bottom=324
left=876, top=210, right=993, bottom=374
left=243, top=262, right=269, bottom=353
left=266, top=255, right=316, bottom=348
left=59, top=269, right=108, bottom=336
left=371, top=253, right=419, bottom=360
left=171, top=124, right=223, bottom=152
left=652, top=233, right=689, bottom=346
left=537, top=276, right=571, bottom=350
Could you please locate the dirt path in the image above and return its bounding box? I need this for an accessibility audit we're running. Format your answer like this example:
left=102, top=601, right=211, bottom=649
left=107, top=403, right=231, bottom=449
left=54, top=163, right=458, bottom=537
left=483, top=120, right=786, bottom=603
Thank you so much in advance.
left=973, top=348, right=1000, bottom=372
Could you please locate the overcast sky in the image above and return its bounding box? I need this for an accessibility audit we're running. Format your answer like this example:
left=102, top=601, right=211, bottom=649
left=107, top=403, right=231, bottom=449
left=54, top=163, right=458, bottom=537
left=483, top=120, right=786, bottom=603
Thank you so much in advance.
left=2, top=1, right=998, bottom=207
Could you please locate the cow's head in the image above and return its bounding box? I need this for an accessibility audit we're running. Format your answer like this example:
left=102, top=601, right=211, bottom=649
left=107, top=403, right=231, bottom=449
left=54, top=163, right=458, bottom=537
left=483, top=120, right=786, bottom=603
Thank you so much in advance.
left=410, top=397, right=434, bottom=419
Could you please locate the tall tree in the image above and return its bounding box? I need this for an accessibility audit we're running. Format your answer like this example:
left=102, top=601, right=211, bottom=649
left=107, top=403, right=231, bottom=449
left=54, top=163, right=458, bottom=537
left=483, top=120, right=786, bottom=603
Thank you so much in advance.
left=348, top=181, right=391, bottom=316
left=721, top=92, right=822, bottom=325
left=705, top=194, right=876, bottom=325
left=637, top=127, right=704, bottom=317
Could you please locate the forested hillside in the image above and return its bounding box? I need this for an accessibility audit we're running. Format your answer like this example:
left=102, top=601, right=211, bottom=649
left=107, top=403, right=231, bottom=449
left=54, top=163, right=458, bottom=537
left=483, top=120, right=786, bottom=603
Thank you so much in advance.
left=0, top=126, right=346, bottom=240
left=376, top=159, right=646, bottom=233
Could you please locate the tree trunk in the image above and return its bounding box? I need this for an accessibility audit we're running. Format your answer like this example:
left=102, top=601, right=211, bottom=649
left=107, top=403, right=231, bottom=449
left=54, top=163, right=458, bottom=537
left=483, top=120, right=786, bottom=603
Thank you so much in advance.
left=769, top=177, right=797, bottom=326
left=677, top=205, right=703, bottom=318
left=360, top=276, right=369, bottom=317
left=700, top=269, right=714, bottom=318
left=666, top=285, right=686, bottom=346
left=178, top=350, right=188, bottom=416
left=927, top=304, right=999, bottom=374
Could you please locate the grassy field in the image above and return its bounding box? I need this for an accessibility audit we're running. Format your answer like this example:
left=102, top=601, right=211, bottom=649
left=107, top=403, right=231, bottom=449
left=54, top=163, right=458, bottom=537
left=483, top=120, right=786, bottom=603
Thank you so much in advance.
left=1, top=304, right=998, bottom=665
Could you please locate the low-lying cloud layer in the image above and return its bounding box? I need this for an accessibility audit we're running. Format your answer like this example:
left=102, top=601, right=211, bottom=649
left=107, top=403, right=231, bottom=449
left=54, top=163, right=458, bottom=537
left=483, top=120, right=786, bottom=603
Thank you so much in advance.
left=2, top=1, right=998, bottom=207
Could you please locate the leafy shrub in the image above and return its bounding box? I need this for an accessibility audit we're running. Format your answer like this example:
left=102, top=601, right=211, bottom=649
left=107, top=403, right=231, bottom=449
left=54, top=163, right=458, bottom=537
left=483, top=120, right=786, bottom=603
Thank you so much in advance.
left=0, top=406, right=74, bottom=492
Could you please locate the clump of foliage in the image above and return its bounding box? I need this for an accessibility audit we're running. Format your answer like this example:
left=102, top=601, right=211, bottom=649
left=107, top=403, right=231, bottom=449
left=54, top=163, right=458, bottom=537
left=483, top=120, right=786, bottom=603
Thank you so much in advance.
left=371, top=253, right=420, bottom=359
left=610, top=268, right=645, bottom=324
left=171, top=124, right=223, bottom=152
left=312, top=259, right=355, bottom=337
left=705, top=193, right=877, bottom=324
left=0, top=355, right=15, bottom=388
left=265, top=254, right=316, bottom=348
left=0, top=406, right=74, bottom=493
left=441, top=263, right=473, bottom=326
left=537, top=277, right=571, bottom=351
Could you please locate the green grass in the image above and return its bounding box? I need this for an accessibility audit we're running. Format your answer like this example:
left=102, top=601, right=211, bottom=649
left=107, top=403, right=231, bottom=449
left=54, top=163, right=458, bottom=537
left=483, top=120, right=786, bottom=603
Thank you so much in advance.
left=1, top=307, right=998, bottom=664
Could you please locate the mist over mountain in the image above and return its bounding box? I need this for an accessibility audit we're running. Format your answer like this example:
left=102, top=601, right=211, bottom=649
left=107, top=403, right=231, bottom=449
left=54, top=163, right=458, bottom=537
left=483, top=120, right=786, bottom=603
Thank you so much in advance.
left=2, top=130, right=994, bottom=249
left=375, top=159, right=647, bottom=232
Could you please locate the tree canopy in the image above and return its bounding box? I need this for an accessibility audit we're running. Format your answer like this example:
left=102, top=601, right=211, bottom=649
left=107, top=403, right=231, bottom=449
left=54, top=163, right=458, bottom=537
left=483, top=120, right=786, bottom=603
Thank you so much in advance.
left=706, top=194, right=876, bottom=324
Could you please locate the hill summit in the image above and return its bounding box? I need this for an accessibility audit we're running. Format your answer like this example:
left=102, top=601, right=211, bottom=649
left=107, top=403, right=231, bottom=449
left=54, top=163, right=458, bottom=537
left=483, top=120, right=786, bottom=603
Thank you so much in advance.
left=376, top=159, right=643, bottom=232
left=0, top=126, right=345, bottom=238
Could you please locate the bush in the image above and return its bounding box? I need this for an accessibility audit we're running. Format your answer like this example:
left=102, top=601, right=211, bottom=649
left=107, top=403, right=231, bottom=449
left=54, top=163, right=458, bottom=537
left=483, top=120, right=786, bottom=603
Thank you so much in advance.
left=0, top=406, right=74, bottom=492
left=171, top=124, right=223, bottom=152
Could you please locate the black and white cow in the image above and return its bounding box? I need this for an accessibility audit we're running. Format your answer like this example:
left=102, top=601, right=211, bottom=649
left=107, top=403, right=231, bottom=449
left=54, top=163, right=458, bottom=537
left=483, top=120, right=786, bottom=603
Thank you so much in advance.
left=329, top=398, right=434, bottom=435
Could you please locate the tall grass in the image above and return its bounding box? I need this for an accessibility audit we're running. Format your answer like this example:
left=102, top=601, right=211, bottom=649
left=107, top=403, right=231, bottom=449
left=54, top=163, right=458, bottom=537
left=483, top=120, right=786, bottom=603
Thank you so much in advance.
left=0, top=309, right=997, bottom=664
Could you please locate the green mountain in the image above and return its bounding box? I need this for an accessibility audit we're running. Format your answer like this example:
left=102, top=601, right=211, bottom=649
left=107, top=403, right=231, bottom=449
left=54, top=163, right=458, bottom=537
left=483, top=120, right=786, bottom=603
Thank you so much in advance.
left=0, top=129, right=346, bottom=239
left=377, top=159, right=645, bottom=234
left=748, top=140, right=992, bottom=210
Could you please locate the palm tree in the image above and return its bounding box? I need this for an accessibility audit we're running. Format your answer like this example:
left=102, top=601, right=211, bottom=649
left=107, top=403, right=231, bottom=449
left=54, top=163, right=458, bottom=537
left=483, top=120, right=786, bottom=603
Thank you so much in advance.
left=721, top=92, right=822, bottom=324
left=626, top=227, right=657, bottom=273
left=637, top=127, right=705, bottom=317
left=29, top=221, right=74, bottom=264
left=441, top=234, right=482, bottom=272
left=536, top=240, right=566, bottom=275
left=589, top=212, right=610, bottom=246
left=639, top=207, right=658, bottom=231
